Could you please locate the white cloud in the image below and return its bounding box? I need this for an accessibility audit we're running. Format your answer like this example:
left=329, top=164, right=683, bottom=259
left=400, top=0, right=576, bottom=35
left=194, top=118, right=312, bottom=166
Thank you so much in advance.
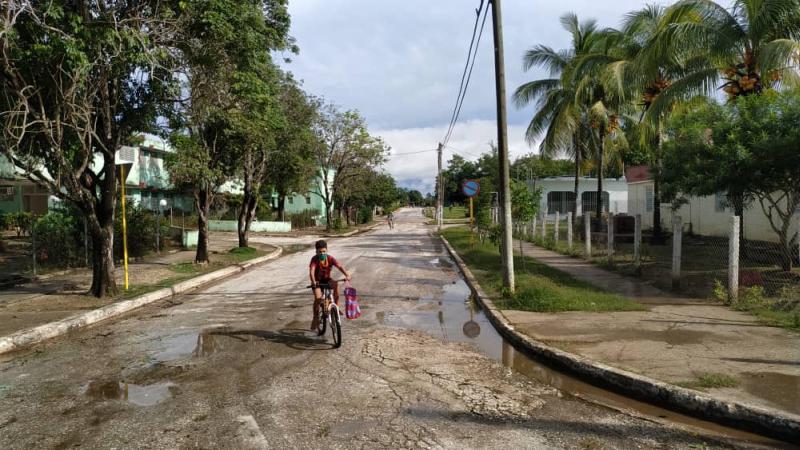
left=374, top=120, right=534, bottom=195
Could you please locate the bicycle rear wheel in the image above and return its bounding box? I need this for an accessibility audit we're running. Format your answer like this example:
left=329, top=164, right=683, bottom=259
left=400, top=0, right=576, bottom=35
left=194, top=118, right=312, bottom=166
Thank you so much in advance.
left=330, top=304, right=342, bottom=348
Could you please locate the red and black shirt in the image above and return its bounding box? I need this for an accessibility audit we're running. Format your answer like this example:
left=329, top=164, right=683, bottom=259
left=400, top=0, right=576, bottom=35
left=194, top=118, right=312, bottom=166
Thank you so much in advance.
left=310, top=254, right=342, bottom=281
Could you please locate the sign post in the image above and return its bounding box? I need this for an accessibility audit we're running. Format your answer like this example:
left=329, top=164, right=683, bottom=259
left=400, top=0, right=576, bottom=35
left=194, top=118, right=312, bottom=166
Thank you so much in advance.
left=462, top=180, right=480, bottom=247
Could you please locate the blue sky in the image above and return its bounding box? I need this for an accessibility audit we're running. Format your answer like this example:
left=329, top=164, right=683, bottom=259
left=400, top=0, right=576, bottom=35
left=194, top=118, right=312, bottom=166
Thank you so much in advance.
left=280, top=0, right=668, bottom=194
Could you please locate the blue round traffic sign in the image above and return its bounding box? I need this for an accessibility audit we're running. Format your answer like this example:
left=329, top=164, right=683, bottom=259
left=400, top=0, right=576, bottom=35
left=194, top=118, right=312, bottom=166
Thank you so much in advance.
left=462, top=180, right=480, bottom=198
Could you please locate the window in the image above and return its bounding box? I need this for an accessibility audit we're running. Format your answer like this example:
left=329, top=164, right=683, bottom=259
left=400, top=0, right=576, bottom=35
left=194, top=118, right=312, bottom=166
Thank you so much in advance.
left=305, top=195, right=311, bottom=205
left=0, top=186, right=14, bottom=201
left=581, top=191, right=610, bottom=214
left=546, top=191, right=576, bottom=214
left=714, top=192, right=727, bottom=212
left=288, top=196, right=294, bottom=205
left=645, top=185, right=654, bottom=212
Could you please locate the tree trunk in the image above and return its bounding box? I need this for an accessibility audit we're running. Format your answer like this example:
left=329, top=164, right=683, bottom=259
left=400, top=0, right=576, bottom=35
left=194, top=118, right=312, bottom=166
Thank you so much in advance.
left=733, top=197, right=746, bottom=259
left=277, top=194, right=286, bottom=222
left=572, top=139, right=581, bottom=227
left=195, top=188, right=211, bottom=264
left=89, top=155, right=118, bottom=298
left=652, top=134, right=665, bottom=244
left=89, top=222, right=117, bottom=297
left=595, top=133, right=605, bottom=232
left=237, top=188, right=258, bottom=248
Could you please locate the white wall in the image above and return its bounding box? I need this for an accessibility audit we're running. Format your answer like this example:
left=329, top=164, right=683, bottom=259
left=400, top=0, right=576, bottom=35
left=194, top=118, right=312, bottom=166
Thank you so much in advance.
left=628, top=180, right=800, bottom=244
left=535, top=177, right=628, bottom=217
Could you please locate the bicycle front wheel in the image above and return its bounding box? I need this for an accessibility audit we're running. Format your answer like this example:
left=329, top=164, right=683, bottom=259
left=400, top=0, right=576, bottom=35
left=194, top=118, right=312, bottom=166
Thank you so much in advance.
left=317, top=310, right=327, bottom=336
left=330, top=305, right=342, bottom=348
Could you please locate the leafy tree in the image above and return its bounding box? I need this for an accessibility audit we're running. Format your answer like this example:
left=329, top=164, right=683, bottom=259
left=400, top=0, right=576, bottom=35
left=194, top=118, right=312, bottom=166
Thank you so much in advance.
left=311, top=104, right=388, bottom=230
left=662, top=90, right=800, bottom=270
left=266, top=76, right=318, bottom=221
left=165, top=0, right=293, bottom=261
left=0, top=1, right=174, bottom=297
left=441, top=154, right=480, bottom=205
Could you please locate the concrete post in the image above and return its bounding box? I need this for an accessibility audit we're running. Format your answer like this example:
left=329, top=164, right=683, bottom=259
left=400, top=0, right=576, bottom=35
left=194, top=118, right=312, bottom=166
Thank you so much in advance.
left=584, top=213, right=591, bottom=257
left=672, top=214, right=683, bottom=290
left=541, top=213, right=547, bottom=241
left=634, top=214, right=642, bottom=272
left=554, top=211, right=560, bottom=244
left=567, top=212, right=573, bottom=250
left=728, top=215, right=740, bottom=301
left=607, top=212, right=615, bottom=264
left=531, top=216, right=537, bottom=237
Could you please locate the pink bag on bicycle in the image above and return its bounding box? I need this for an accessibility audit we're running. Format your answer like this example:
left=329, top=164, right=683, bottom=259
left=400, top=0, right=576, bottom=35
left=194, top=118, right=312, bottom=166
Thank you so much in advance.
left=344, top=282, right=361, bottom=320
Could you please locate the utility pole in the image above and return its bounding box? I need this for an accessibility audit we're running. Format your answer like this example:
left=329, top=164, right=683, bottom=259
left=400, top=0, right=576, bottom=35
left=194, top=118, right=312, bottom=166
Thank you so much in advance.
left=490, top=0, right=514, bottom=293
left=437, top=142, right=444, bottom=231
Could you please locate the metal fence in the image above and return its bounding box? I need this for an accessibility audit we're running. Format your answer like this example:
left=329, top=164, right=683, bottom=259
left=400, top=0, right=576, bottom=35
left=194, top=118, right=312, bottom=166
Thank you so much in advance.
left=514, top=210, right=800, bottom=311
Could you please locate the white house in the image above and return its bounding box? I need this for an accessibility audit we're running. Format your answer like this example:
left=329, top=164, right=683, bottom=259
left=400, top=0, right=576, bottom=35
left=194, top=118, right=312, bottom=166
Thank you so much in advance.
left=626, top=165, right=800, bottom=244
left=531, top=176, right=628, bottom=217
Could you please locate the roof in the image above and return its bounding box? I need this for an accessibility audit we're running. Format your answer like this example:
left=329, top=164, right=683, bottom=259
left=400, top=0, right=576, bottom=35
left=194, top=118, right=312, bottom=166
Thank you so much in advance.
left=534, top=176, right=627, bottom=182
left=625, top=165, right=652, bottom=183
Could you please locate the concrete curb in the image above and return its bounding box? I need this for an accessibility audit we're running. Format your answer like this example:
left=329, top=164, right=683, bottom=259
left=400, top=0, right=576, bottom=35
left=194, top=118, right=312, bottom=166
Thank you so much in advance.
left=439, top=235, right=800, bottom=443
left=0, top=247, right=283, bottom=355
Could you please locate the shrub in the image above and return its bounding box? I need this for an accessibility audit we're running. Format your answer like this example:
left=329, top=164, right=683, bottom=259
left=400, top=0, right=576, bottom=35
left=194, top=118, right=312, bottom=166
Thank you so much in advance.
left=33, top=211, right=83, bottom=267
left=8, top=212, right=33, bottom=236
left=332, top=216, right=344, bottom=231
left=357, top=205, right=373, bottom=224
left=114, top=203, right=159, bottom=258
left=288, top=209, right=318, bottom=229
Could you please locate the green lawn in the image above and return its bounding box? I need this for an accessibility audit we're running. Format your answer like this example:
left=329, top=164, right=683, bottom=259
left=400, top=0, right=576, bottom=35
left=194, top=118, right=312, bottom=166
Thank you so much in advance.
left=443, top=206, right=468, bottom=220
left=442, top=227, right=644, bottom=313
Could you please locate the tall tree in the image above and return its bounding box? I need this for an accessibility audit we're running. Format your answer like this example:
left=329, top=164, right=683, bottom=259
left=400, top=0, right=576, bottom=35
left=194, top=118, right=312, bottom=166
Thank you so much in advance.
left=166, top=0, right=293, bottom=261
left=514, top=13, right=601, bottom=220
left=0, top=1, right=174, bottom=297
left=266, top=77, right=318, bottom=222
left=312, top=104, right=387, bottom=230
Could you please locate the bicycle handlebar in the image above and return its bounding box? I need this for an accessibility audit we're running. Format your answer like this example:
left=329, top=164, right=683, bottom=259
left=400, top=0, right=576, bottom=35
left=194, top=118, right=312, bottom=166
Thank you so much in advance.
left=306, top=278, right=348, bottom=289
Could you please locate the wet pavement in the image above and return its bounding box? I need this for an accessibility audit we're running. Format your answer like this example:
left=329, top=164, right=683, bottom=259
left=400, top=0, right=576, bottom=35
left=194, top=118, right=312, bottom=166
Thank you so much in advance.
left=0, top=209, right=785, bottom=449
left=507, top=241, right=800, bottom=417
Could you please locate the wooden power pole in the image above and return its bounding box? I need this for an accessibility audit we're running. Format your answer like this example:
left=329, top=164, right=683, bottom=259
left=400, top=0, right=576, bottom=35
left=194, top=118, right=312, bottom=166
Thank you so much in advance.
left=437, top=142, right=444, bottom=231
left=489, top=0, right=515, bottom=293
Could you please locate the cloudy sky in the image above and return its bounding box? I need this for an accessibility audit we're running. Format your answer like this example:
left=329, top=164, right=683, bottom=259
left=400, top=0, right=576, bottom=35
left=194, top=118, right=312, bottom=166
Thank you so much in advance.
left=279, top=0, right=667, bottom=194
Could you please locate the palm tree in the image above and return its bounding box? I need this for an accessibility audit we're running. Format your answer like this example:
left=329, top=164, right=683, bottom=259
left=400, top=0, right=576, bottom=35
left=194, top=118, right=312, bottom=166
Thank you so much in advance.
left=608, top=4, right=713, bottom=243
left=653, top=0, right=800, bottom=111
left=638, top=0, right=800, bottom=243
left=513, top=13, right=602, bottom=221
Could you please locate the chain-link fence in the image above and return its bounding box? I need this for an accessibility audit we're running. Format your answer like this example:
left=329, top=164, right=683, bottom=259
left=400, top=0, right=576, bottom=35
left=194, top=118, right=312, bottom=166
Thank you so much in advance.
left=514, top=205, right=800, bottom=326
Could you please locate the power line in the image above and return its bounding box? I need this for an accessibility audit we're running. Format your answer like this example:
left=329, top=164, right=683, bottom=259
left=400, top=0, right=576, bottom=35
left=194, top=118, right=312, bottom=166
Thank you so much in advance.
left=444, top=6, right=490, bottom=148
left=442, top=1, right=487, bottom=148
left=387, top=148, right=438, bottom=157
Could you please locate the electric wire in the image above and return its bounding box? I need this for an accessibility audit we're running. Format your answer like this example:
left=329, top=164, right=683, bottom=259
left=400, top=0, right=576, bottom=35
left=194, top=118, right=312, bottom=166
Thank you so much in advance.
left=441, top=1, right=487, bottom=149
left=443, top=6, right=489, bottom=148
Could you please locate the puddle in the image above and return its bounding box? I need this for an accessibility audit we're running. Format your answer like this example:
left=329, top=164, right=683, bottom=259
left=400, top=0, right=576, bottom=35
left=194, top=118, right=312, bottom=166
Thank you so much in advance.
left=85, top=380, right=175, bottom=406
left=741, top=372, right=800, bottom=415
left=388, top=278, right=789, bottom=447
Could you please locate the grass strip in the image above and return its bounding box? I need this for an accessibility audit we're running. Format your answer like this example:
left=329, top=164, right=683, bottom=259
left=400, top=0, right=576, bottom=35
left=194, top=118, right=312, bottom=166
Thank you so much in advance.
left=442, top=227, right=644, bottom=313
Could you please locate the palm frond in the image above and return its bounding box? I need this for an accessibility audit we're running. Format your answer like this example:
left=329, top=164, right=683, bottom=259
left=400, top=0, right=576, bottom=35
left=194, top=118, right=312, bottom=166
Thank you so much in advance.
left=513, top=78, right=561, bottom=109
left=758, top=38, right=800, bottom=79
left=522, top=45, right=569, bottom=75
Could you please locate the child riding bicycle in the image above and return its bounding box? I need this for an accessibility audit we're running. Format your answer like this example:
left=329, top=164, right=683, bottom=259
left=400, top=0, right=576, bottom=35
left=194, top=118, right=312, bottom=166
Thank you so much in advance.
left=309, top=240, right=351, bottom=331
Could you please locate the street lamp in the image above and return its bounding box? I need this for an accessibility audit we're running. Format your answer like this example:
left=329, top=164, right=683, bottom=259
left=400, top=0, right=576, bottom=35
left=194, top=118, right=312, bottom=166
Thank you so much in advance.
left=158, top=198, right=168, bottom=253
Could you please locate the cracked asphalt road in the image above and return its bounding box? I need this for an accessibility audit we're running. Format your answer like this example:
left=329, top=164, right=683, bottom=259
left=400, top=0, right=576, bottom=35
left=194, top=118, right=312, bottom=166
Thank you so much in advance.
left=0, top=208, right=744, bottom=449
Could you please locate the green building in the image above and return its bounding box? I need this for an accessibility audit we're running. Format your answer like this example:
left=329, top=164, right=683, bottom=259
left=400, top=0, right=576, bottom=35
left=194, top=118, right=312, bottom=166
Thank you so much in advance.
left=112, top=135, right=194, bottom=213
left=0, top=155, right=50, bottom=215
left=269, top=169, right=335, bottom=225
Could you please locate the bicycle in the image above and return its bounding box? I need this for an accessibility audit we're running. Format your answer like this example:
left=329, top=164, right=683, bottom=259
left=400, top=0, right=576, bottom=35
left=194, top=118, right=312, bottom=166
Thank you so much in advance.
left=308, top=279, right=344, bottom=348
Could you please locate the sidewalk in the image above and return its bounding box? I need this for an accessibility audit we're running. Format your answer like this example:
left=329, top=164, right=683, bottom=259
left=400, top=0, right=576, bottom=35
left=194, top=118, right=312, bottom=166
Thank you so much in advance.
left=506, top=239, right=800, bottom=417
left=0, top=238, right=275, bottom=338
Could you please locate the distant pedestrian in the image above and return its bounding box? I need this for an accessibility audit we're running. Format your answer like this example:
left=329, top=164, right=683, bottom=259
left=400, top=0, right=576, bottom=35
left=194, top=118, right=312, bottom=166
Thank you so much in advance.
left=387, top=211, right=394, bottom=230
